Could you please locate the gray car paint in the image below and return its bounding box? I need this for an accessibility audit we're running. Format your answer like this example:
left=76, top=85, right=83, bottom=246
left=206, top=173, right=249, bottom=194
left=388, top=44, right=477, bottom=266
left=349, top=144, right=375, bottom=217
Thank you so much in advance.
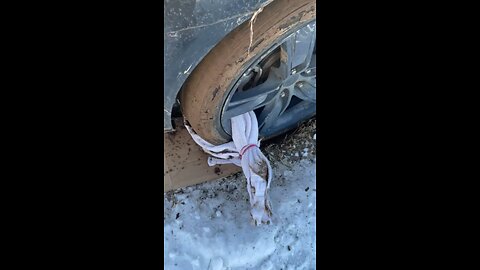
left=164, top=0, right=271, bottom=132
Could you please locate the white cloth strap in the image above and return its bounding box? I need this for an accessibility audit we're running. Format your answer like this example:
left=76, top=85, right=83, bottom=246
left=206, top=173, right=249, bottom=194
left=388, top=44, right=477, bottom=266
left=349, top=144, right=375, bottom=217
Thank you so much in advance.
left=185, top=111, right=273, bottom=225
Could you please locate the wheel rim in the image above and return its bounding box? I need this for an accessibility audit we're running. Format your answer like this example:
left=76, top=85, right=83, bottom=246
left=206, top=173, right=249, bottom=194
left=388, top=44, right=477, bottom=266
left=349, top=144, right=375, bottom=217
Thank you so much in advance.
left=221, top=20, right=316, bottom=138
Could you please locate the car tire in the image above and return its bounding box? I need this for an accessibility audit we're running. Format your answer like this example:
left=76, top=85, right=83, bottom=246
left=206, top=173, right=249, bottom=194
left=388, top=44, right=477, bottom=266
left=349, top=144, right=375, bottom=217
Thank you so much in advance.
left=180, top=0, right=316, bottom=144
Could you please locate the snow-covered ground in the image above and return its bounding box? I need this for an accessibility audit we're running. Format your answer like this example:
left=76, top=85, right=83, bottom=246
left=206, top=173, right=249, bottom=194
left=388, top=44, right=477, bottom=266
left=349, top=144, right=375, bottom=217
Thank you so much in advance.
left=164, top=120, right=317, bottom=270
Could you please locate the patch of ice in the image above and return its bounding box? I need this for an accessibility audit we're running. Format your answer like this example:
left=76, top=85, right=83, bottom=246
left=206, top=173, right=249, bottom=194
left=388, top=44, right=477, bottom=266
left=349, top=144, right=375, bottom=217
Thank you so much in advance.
left=164, top=158, right=316, bottom=269
left=208, top=257, right=224, bottom=270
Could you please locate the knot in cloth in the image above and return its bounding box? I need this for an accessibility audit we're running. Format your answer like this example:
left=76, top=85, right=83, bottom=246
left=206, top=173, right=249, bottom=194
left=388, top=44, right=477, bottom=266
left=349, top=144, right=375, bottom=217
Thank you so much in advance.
left=185, top=111, right=273, bottom=225
left=239, top=144, right=258, bottom=158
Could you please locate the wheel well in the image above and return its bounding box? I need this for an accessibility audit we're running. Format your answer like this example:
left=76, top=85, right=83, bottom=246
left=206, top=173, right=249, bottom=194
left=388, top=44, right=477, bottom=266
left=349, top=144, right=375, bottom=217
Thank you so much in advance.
left=171, top=0, right=273, bottom=118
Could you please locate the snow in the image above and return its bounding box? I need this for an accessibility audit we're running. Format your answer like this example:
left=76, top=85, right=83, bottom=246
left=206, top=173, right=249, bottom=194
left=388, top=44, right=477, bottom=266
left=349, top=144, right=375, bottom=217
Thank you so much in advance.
left=164, top=158, right=316, bottom=269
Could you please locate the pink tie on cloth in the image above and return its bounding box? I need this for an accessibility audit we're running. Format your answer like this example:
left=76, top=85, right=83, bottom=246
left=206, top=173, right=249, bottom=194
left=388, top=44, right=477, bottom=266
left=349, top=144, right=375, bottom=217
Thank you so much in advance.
left=185, top=111, right=273, bottom=225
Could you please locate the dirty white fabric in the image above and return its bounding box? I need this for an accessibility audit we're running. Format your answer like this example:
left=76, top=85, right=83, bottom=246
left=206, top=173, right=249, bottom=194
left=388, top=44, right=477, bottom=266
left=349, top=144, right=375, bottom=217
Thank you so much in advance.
left=185, top=111, right=273, bottom=225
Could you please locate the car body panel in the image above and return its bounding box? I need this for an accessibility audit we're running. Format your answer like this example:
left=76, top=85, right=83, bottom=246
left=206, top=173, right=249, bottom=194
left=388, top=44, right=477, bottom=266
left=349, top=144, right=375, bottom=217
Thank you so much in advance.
left=164, top=0, right=271, bottom=132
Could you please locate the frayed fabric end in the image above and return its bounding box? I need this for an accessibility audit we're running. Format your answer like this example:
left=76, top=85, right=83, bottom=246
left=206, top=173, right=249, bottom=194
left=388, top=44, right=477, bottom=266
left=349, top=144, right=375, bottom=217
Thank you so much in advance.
left=185, top=112, right=273, bottom=225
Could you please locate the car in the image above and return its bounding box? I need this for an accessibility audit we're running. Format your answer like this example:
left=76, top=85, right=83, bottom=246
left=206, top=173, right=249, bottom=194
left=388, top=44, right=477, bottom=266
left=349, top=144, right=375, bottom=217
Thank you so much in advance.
left=164, top=0, right=316, bottom=144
